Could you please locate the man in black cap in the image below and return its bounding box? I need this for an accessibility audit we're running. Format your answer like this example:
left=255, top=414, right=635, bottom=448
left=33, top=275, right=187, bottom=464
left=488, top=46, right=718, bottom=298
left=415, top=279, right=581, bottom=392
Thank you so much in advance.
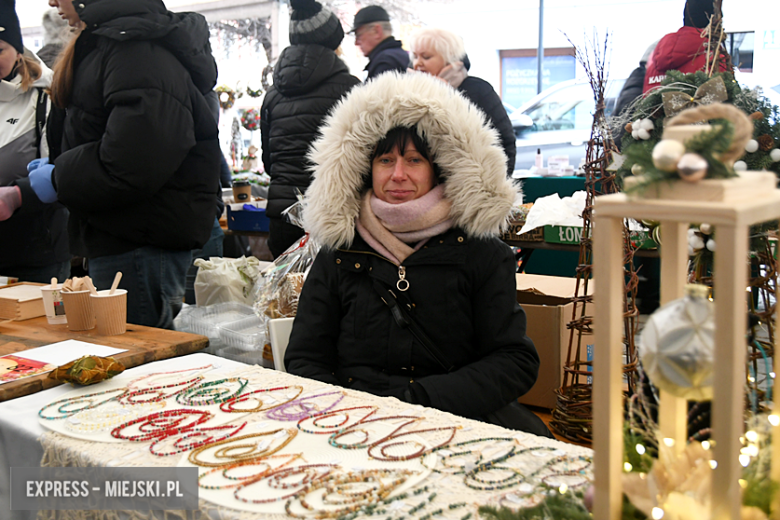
left=349, top=5, right=409, bottom=81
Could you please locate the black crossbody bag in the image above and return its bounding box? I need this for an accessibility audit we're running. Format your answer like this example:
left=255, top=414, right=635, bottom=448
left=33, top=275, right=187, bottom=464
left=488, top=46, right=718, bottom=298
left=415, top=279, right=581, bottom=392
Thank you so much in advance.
left=371, top=279, right=455, bottom=373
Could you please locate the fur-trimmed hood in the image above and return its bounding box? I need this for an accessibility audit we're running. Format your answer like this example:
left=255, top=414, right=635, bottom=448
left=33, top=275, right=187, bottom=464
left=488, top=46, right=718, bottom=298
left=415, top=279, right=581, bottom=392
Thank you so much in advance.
left=304, top=72, right=520, bottom=249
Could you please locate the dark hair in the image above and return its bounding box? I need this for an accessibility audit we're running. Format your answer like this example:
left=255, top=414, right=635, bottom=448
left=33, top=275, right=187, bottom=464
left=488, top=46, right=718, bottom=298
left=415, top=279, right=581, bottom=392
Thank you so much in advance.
left=368, top=126, right=441, bottom=182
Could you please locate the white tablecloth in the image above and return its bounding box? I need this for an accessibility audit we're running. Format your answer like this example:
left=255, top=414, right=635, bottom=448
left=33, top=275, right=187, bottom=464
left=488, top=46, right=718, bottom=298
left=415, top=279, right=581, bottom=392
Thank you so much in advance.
left=0, top=353, right=592, bottom=520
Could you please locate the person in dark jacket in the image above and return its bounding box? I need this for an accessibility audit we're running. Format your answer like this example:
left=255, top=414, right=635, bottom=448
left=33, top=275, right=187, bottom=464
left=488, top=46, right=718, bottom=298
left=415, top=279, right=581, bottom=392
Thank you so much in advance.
left=349, top=5, right=409, bottom=81
left=261, top=0, right=360, bottom=258
left=285, top=73, right=549, bottom=435
left=643, top=0, right=730, bottom=93
left=0, top=1, right=69, bottom=284
left=25, top=0, right=221, bottom=329
left=612, top=41, right=658, bottom=149
left=409, top=27, right=516, bottom=175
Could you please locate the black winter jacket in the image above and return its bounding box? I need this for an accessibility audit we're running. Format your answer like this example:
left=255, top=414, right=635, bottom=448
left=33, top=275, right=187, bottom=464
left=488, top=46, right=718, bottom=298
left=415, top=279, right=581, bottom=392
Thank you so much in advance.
left=261, top=45, right=360, bottom=220
left=285, top=229, right=539, bottom=420
left=48, top=0, right=221, bottom=258
left=458, top=77, right=516, bottom=175
left=365, top=37, right=409, bottom=81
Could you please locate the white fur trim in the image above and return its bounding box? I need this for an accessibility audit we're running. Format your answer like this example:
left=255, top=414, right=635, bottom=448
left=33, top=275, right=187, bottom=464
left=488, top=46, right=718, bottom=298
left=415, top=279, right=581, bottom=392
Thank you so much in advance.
left=304, top=71, right=520, bottom=249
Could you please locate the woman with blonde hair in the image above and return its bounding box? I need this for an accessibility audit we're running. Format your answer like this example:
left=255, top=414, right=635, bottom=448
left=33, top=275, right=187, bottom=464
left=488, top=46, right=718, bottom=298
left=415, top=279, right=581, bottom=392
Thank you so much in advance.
left=22, top=0, right=221, bottom=329
left=410, top=27, right=516, bottom=175
left=0, top=0, right=69, bottom=284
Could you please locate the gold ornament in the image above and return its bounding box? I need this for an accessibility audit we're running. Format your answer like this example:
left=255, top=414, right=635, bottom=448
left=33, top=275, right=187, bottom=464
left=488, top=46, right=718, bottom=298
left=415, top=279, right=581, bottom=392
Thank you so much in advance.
left=676, top=153, right=708, bottom=182
left=652, top=139, right=686, bottom=172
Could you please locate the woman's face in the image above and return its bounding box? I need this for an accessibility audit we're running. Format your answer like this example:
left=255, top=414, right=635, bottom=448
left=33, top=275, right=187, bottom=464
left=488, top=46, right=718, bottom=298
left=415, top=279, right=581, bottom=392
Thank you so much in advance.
left=0, top=41, right=19, bottom=79
left=413, top=43, right=447, bottom=77
left=372, top=141, right=435, bottom=204
left=48, top=0, right=81, bottom=28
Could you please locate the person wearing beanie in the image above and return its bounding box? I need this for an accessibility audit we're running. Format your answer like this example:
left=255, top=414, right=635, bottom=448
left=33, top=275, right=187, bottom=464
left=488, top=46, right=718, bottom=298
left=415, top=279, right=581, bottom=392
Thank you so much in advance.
left=36, top=8, right=72, bottom=68
left=0, top=0, right=70, bottom=284
left=642, top=0, right=730, bottom=93
left=261, top=0, right=360, bottom=257
left=349, top=5, right=409, bottom=81
left=21, top=0, right=222, bottom=330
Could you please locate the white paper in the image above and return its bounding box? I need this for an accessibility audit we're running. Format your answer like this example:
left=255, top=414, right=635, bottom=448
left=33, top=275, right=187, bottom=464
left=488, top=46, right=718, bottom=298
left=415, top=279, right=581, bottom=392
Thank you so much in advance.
left=518, top=191, right=587, bottom=235
left=11, top=340, right=126, bottom=365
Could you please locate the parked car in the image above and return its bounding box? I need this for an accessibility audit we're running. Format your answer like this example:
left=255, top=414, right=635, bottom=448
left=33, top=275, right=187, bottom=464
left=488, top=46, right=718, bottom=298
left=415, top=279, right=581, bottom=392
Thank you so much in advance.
left=510, top=78, right=626, bottom=171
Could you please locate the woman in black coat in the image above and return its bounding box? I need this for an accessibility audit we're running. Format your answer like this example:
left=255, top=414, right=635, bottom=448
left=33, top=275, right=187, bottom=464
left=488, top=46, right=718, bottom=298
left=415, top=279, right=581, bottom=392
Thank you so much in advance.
left=409, top=27, right=516, bottom=175
left=285, top=73, right=548, bottom=435
left=28, top=0, right=221, bottom=329
left=261, top=0, right=360, bottom=258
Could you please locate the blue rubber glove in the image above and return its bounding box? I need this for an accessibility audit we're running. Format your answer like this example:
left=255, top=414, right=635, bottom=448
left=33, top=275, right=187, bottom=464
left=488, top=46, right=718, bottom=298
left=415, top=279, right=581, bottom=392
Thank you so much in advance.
left=27, top=157, right=49, bottom=172
left=28, top=162, right=57, bottom=203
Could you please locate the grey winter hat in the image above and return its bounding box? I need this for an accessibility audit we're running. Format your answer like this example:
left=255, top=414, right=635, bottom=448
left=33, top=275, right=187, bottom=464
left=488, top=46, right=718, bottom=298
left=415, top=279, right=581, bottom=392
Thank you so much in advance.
left=0, top=0, right=23, bottom=54
left=349, top=5, right=390, bottom=33
left=289, top=0, right=344, bottom=51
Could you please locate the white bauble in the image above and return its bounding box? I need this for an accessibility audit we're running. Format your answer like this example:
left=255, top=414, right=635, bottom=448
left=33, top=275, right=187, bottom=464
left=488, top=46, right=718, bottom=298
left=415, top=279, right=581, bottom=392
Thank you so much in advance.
left=676, top=153, right=708, bottom=182
left=631, top=164, right=644, bottom=175
left=652, top=139, right=686, bottom=172
left=699, top=223, right=711, bottom=235
left=640, top=118, right=655, bottom=131
left=706, top=239, right=716, bottom=251
left=638, top=285, right=714, bottom=400
left=770, top=149, right=780, bottom=162
left=734, top=160, right=748, bottom=171
left=745, top=139, right=759, bottom=154
left=637, top=128, right=651, bottom=140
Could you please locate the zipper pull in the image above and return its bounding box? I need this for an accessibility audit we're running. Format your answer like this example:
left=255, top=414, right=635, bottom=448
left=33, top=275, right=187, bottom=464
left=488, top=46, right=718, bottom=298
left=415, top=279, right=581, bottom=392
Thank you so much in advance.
left=396, top=265, right=409, bottom=292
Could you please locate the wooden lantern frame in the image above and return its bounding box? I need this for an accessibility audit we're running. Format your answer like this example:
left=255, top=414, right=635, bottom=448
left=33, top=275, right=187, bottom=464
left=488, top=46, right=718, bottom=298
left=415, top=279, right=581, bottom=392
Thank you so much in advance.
left=592, top=172, right=780, bottom=520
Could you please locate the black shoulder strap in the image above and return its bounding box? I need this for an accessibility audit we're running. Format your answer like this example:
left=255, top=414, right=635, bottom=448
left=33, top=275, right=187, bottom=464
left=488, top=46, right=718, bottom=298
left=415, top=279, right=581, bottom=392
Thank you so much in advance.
left=34, top=89, right=47, bottom=159
left=372, top=279, right=455, bottom=373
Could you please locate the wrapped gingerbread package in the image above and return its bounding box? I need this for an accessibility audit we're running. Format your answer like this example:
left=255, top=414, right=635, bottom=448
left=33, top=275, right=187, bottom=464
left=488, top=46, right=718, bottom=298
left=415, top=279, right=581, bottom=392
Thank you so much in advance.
left=48, top=355, right=125, bottom=386
left=253, top=201, right=320, bottom=366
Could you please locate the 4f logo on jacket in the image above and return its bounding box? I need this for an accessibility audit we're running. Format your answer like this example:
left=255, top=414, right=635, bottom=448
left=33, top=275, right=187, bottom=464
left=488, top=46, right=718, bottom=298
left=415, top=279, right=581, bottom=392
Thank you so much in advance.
left=6, top=118, right=18, bottom=124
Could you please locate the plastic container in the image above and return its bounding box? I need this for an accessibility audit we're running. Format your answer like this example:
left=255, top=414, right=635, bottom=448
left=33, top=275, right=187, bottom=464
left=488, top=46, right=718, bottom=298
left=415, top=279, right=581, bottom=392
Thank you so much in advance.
left=187, top=302, right=256, bottom=343
left=219, top=315, right=267, bottom=352
left=215, top=345, right=266, bottom=366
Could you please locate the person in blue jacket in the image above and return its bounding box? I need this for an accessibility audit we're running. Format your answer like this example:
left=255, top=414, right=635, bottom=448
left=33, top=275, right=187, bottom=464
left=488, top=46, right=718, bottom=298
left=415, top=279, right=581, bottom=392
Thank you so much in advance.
left=349, top=5, right=409, bottom=81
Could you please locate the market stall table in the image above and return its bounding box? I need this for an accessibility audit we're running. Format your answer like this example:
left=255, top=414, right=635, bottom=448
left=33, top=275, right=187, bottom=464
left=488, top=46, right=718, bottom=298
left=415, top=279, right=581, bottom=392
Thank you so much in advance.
left=0, top=353, right=593, bottom=520
left=0, top=317, right=208, bottom=402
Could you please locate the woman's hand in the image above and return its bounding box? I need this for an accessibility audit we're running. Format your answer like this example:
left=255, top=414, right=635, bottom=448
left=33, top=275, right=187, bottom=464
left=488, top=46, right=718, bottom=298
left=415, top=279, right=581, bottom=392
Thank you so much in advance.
left=27, top=158, right=57, bottom=203
left=0, top=186, right=21, bottom=221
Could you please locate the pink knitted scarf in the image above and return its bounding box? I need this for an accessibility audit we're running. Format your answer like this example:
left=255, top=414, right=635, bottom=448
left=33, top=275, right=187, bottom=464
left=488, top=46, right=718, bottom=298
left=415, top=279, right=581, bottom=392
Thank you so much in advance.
left=356, top=185, right=453, bottom=265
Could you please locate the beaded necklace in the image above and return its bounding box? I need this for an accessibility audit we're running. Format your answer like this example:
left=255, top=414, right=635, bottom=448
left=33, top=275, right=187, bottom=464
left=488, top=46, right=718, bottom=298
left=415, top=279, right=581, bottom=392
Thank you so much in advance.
left=127, top=365, right=213, bottom=389
left=297, top=406, right=379, bottom=435
left=176, top=377, right=249, bottom=406
left=197, top=453, right=304, bottom=490
left=284, top=468, right=417, bottom=519
left=39, top=387, right=128, bottom=420
left=148, top=421, right=248, bottom=457
left=220, top=385, right=304, bottom=413
left=366, top=425, right=460, bottom=462
left=328, top=415, right=422, bottom=451
left=234, top=463, right=339, bottom=505
left=419, top=437, right=519, bottom=475
left=64, top=400, right=166, bottom=434
left=110, top=409, right=212, bottom=441
left=188, top=428, right=299, bottom=467
left=119, top=375, right=203, bottom=405
left=266, top=390, right=346, bottom=422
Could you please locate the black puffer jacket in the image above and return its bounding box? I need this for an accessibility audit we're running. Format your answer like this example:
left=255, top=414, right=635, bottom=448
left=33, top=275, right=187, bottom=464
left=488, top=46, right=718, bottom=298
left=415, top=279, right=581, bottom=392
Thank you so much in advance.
left=261, top=44, right=359, bottom=220
left=458, top=76, right=516, bottom=175
left=286, top=230, right=539, bottom=419
left=49, top=0, right=221, bottom=258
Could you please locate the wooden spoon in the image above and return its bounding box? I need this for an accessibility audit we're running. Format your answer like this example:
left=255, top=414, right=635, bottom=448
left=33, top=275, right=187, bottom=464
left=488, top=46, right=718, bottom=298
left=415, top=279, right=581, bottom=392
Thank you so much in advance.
left=109, top=272, right=122, bottom=295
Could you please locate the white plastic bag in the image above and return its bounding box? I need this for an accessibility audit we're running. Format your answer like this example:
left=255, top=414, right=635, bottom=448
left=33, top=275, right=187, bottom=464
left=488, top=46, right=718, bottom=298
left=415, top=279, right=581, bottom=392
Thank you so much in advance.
left=193, top=256, right=262, bottom=307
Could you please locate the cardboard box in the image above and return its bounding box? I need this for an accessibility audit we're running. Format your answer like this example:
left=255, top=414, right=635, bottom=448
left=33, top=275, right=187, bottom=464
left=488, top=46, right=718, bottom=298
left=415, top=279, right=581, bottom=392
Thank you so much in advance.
left=227, top=201, right=270, bottom=232
left=515, top=274, right=593, bottom=409
left=0, top=282, right=46, bottom=321
left=500, top=220, right=544, bottom=242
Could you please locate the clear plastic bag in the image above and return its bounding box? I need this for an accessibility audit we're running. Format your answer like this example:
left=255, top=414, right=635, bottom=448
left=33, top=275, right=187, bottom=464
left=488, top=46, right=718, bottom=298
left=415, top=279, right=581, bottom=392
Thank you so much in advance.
left=253, top=201, right=320, bottom=320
